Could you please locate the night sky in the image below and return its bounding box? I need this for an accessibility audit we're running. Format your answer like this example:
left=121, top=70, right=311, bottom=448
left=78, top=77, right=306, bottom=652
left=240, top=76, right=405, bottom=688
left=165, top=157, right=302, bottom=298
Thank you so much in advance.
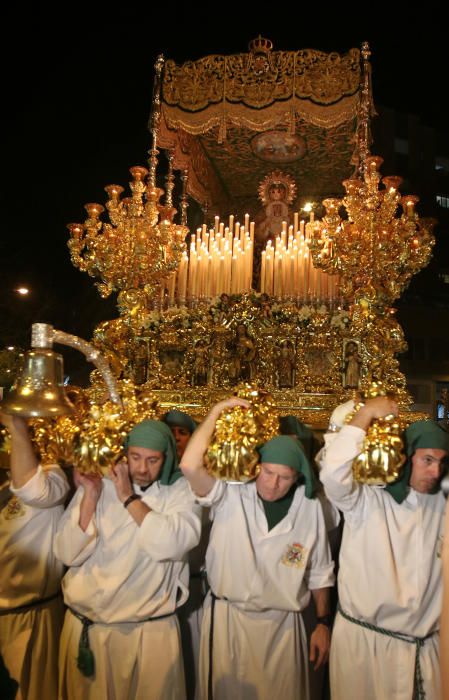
left=1, top=4, right=448, bottom=360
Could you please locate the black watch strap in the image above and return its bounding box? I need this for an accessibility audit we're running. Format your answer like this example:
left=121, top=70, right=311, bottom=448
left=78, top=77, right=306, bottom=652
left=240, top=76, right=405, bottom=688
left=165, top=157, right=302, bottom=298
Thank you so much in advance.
left=316, top=614, right=332, bottom=627
left=123, top=494, right=142, bottom=509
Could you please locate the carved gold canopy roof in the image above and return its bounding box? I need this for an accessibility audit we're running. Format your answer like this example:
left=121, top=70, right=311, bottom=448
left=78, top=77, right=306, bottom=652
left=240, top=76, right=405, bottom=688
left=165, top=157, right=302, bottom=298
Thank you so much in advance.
left=159, top=41, right=362, bottom=214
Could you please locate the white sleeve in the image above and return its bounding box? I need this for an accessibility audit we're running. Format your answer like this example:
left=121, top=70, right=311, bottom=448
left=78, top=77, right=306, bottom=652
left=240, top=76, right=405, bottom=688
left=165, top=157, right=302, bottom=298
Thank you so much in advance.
left=53, top=488, right=98, bottom=566
left=189, top=478, right=227, bottom=518
left=10, top=464, right=69, bottom=508
left=318, top=425, right=366, bottom=512
left=304, top=501, right=335, bottom=590
left=138, top=480, right=202, bottom=561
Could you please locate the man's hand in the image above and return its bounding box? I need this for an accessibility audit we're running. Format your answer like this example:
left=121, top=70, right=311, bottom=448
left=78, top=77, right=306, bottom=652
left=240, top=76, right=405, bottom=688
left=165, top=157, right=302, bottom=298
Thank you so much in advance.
left=0, top=411, right=28, bottom=435
left=209, top=396, right=251, bottom=419
left=0, top=410, right=38, bottom=487
left=77, top=470, right=103, bottom=531
left=180, top=395, right=251, bottom=498
left=76, top=471, right=103, bottom=501
left=109, top=461, right=133, bottom=504
left=350, top=396, right=398, bottom=431
left=309, top=624, right=331, bottom=670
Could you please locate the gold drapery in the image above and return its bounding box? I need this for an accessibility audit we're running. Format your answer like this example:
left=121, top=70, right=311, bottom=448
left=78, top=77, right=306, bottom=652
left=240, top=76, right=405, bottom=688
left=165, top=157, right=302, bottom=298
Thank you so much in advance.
left=159, top=45, right=361, bottom=211
left=162, top=48, right=361, bottom=114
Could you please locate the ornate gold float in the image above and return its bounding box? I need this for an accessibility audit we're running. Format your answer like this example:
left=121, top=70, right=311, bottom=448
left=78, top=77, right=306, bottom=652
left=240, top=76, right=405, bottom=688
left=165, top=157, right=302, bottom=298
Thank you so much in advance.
left=1, top=39, right=435, bottom=482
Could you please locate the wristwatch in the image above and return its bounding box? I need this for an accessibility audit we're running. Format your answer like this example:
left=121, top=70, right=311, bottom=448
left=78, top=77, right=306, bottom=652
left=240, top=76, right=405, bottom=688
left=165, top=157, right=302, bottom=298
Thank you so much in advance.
left=316, top=614, right=332, bottom=627
left=123, top=494, right=142, bottom=509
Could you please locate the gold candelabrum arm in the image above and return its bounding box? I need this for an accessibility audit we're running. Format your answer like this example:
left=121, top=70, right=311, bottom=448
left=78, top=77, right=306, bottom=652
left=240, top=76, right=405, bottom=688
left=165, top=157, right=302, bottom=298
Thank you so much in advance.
left=32, top=323, right=122, bottom=406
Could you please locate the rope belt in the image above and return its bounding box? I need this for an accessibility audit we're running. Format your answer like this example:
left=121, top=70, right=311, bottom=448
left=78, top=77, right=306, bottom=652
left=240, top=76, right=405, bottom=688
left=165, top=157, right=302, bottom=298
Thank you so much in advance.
left=208, top=592, right=221, bottom=700
left=68, top=606, right=176, bottom=678
left=338, top=605, right=437, bottom=700
left=0, top=592, right=61, bottom=617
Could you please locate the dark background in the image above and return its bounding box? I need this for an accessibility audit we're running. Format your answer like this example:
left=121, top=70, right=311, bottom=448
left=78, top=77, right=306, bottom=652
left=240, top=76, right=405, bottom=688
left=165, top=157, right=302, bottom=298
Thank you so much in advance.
left=1, top=4, right=448, bottom=374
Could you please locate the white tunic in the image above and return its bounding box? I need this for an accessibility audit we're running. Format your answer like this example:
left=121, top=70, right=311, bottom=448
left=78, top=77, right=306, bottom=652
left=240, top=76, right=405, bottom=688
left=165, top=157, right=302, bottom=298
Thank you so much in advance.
left=0, top=465, right=69, bottom=700
left=195, top=479, right=335, bottom=700
left=319, top=424, right=445, bottom=700
left=54, top=476, right=201, bottom=700
left=2, top=465, right=68, bottom=606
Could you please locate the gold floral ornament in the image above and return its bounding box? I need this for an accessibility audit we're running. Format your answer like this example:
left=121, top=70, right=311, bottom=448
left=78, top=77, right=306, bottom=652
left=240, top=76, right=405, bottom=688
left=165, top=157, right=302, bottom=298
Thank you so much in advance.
left=31, top=386, right=90, bottom=466
left=71, top=381, right=160, bottom=476
left=71, top=402, right=130, bottom=476
left=71, top=388, right=160, bottom=476
left=206, top=385, right=279, bottom=482
left=346, top=382, right=408, bottom=485
left=28, top=381, right=159, bottom=475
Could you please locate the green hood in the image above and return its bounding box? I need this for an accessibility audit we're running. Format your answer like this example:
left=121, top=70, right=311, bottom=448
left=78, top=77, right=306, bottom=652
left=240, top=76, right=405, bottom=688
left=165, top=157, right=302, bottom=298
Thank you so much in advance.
left=386, top=420, right=449, bottom=503
left=259, top=435, right=318, bottom=498
left=124, top=419, right=181, bottom=485
left=162, top=409, right=197, bottom=435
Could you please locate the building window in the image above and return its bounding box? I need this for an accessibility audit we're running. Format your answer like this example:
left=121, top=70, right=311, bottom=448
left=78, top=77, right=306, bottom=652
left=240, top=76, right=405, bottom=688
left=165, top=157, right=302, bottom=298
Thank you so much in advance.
left=436, top=195, right=449, bottom=208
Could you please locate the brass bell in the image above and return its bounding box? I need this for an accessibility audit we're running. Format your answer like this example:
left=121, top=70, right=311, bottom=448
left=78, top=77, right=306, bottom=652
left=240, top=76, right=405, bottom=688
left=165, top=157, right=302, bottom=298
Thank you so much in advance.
left=1, top=348, right=74, bottom=418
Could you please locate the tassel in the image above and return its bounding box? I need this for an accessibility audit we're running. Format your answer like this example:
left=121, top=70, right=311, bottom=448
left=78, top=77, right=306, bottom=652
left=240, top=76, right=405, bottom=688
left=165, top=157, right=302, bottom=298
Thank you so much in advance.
left=77, top=645, right=95, bottom=678
left=76, top=616, right=95, bottom=677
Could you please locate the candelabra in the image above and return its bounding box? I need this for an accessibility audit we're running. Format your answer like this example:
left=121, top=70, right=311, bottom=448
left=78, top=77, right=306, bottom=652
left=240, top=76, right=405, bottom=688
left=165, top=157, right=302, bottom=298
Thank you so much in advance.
left=299, top=42, right=435, bottom=402
left=308, top=43, right=435, bottom=308
left=67, top=55, right=188, bottom=301
left=308, top=156, right=435, bottom=306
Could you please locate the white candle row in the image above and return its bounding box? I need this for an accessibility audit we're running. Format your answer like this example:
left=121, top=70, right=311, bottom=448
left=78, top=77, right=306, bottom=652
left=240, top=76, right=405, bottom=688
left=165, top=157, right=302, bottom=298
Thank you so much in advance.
left=168, top=211, right=338, bottom=304
left=261, top=230, right=339, bottom=300
left=175, top=217, right=255, bottom=301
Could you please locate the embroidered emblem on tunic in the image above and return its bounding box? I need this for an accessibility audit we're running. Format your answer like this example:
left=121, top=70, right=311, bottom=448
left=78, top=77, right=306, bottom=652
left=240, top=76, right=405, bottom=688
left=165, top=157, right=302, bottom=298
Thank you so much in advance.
left=281, top=542, right=307, bottom=567
left=3, top=496, right=26, bottom=520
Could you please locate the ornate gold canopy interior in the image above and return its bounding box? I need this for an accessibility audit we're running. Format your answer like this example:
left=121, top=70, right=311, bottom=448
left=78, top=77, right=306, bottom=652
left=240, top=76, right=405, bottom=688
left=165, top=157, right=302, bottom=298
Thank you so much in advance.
left=159, top=41, right=362, bottom=214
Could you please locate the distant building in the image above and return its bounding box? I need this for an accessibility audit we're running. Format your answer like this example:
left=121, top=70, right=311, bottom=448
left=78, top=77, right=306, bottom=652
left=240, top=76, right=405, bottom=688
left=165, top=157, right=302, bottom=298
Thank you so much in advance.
left=373, top=106, right=449, bottom=416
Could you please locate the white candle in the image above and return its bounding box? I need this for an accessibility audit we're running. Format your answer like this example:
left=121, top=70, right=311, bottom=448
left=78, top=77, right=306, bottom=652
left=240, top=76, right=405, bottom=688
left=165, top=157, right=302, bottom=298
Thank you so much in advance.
left=261, top=251, right=266, bottom=293
left=168, top=272, right=176, bottom=304
left=303, top=251, right=309, bottom=300
left=217, top=256, right=224, bottom=295
left=250, top=221, right=255, bottom=242
left=231, top=255, right=238, bottom=294
left=196, top=256, right=202, bottom=298
left=177, top=253, right=187, bottom=302
left=248, top=240, right=254, bottom=291
left=188, top=250, right=197, bottom=299
left=294, top=250, right=299, bottom=297
left=266, top=254, right=272, bottom=295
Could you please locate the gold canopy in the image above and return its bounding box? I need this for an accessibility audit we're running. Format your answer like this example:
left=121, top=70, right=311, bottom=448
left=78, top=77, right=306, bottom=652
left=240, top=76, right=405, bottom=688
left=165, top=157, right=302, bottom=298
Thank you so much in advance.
left=159, top=39, right=362, bottom=212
